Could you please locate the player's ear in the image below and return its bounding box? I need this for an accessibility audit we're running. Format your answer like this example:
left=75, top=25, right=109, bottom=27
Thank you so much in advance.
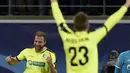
left=87, top=23, right=90, bottom=31
left=44, top=41, right=46, bottom=45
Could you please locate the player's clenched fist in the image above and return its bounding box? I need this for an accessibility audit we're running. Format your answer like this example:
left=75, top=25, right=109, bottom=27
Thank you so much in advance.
left=6, top=55, right=13, bottom=62
left=5, top=55, right=18, bottom=65
left=125, top=0, right=130, bottom=7
left=50, top=0, right=57, bottom=3
left=46, top=57, right=52, bottom=64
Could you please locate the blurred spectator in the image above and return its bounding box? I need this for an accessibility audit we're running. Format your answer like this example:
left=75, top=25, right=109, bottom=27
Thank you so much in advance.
left=0, top=0, right=8, bottom=15
left=69, top=0, right=103, bottom=15
left=0, top=0, right=129, bottom=15
left=17, top=0, right=37, bottom=15
left=39, top=0, right=50, bottom=15
left=101, top=50, right=119, bottom=73
left=11, top=0, right=19, bottom=15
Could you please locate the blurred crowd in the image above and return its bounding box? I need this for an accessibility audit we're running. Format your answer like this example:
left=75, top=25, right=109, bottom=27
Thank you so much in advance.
left=0, top=0, right=129, bottom=15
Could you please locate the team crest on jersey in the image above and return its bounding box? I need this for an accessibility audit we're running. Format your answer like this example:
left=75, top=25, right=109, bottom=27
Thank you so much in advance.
left=128, top=60, right=130, bottom=62
left=127, top=64, right=130, bottom=70
left=42, top=54, right=47, bottom=58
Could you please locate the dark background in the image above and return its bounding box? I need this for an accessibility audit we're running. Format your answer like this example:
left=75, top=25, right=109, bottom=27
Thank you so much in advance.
left=0, top=0, right=130, bottom=15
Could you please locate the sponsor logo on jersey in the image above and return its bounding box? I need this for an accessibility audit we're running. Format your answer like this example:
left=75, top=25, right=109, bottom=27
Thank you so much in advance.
left=28, top=60, right=45, bottom=67
left=127, top=64, right=130, bottom=70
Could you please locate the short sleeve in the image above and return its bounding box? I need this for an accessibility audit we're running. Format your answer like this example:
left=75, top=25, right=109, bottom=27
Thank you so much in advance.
left=16, top=49, right=26, bottom=61
left=115, top=53, right=124, bottom=69
left=50, top=53, right=57, bottom=68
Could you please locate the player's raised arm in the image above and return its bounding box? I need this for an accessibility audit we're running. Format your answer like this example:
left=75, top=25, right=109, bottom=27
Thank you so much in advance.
left=51, top=0, right=73, bottom=33
left=104, top=2, right=129, bottom=32
left=92, top=0, right=130, bottom=43
left=46, top=53, right=57, bottom=73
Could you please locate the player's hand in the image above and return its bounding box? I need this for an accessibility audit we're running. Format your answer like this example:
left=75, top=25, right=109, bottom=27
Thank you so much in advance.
left=6, top=55, right=13, bottom=62
left=50, top=0, right=57, bottom=3
left=124, top=0, right=130, bottom=7
left=46, top=57, right=52, bottom=64
left=5, top=55, right=17, bottom=64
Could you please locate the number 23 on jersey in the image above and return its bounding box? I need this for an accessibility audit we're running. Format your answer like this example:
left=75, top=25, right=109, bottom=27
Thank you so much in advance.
left=69, top=46, right=89, bottom=66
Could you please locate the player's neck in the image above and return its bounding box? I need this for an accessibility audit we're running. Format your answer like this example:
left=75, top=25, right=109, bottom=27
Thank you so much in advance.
left=41, top=47, right=47, bottom=53
left=35, top=47, right=47, bottom=53
left=75, top=29, right=88, bottom=32
left=76, top=30, right=88, bottom=33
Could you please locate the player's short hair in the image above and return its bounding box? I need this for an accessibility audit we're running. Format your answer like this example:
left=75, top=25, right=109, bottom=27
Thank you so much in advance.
left=73, top=11, right=88, bottom=31
left=108, top=50, right=119, bottom=61
left=35, top=31, right=46, bottom=41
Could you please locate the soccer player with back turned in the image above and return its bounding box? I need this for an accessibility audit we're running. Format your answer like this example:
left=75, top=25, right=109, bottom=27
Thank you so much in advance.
left=51, top=0, right=130, bottom=73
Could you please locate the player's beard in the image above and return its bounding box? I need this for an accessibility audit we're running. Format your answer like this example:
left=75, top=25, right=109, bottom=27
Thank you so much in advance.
left=34, top=45, right=44, bottom=53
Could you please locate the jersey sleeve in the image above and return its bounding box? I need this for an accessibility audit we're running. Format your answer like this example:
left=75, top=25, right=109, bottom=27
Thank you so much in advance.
left=50, top=52, right=57, bottom=68
left=114, top=67, right=120, bottom=73
left=51, top=2, right=73, bottom=38
left=115, top=53, right=124, bottom=69
left=90, top=6, right=128, bottom=43
left=16, top=49, right=26, bottom=61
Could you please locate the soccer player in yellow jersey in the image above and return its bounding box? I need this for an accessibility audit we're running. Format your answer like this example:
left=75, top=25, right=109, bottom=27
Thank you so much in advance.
left=5, top=31, right=57, bottom=73
left=51, top=0, right=130, bottom=73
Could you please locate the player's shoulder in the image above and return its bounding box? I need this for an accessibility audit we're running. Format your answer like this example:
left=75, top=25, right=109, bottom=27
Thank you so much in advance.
left=46, top=48, right=56, bottom=57
left=89, top=29, right=99, bottom=35
left=89, top=27, right=103, bottom=34
left=87, top=31, right=97, bottom=39
left=46, top=49, right=55, bottom=54
left=120, top=50, right=130, bottom=56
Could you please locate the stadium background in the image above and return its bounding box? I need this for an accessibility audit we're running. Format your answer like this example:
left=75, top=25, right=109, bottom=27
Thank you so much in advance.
left=0, top=0, right=130, bottom=73
left=0, top=20, right=130, bottom=73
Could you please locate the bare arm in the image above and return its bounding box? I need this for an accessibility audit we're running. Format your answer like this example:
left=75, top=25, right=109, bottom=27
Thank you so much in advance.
left=91, top=3, right=129, bottom=43
left=6, top=49, right=26, bottom=66
left=6, top=56, right=19, bottom=66
left=46, top=57, right=57, bottom=73
left=48, top=62, right=57, bottom=73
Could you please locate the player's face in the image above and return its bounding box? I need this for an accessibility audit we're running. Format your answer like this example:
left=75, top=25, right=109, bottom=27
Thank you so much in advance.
left=34, top=36, right=46, bottom=52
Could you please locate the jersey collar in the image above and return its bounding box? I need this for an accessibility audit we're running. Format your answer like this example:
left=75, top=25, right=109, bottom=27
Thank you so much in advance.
left=34, top=47, right=47, bottom=53
left=75, top=31, right=88, bottom=35
left=41, top=47, right=47, bottom=53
